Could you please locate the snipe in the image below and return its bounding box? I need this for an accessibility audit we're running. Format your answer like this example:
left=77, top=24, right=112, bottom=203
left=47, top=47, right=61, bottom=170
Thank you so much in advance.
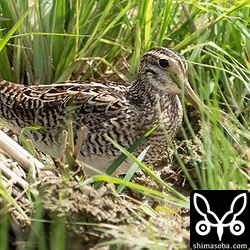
left=0, top=47, right=200, bottom=175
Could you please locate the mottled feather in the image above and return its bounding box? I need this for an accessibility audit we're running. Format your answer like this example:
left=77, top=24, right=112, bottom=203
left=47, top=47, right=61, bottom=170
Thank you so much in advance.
left=0, top=47, right=188, bottom=175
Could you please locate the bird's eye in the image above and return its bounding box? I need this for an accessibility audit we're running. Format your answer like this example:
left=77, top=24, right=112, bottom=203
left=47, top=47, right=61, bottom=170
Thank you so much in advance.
left=159, top=59, right=169, bottom=68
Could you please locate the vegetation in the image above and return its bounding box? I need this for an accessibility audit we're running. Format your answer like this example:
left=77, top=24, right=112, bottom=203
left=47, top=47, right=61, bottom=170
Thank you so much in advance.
left=0, top=0, right=249, bottom=249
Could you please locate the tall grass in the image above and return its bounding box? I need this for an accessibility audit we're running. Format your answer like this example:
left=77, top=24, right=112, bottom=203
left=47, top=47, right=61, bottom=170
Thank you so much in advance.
left=0, top=0, right=249, bottom=248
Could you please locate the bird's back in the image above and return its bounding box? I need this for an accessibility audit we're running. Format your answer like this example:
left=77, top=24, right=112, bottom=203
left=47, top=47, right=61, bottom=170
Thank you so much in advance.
left=0, top=80, right=129, bottom=128
left=0, top=80, right=150, bottom=170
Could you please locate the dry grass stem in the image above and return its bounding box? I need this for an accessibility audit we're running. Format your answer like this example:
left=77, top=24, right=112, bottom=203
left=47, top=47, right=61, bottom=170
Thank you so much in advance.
left=0, top=162, right=29, bottom=189
left=26, top=139, right=40, bottom=159
left=59, top=130, right=68, bottom=163
left=76, top=57, right=129, bottom=83
left=0, top=130, right=52, bottom=176
left=67, top=120, right=75, bottom=153
left=73, top=125, right=87, bottom=159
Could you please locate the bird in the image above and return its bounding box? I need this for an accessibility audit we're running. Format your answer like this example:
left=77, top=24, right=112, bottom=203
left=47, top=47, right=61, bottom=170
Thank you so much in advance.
left=0, top=47, right=200, bottom=175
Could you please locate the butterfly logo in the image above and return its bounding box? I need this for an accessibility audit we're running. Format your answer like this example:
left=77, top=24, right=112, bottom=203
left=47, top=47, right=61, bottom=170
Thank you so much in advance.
left=193, top=193, right=247, bottom=241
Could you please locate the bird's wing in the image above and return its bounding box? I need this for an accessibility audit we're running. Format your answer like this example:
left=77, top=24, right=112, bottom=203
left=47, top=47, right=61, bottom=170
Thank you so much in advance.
left=9, top=81, right=129, bottom=126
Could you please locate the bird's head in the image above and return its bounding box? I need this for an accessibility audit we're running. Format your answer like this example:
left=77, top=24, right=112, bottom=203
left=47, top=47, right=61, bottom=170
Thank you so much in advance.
left=138, top=47, right=202, bottom=108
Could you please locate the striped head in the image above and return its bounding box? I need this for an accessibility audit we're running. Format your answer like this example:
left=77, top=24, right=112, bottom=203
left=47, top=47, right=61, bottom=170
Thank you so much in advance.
left=138, top=47, right=188, bottom=95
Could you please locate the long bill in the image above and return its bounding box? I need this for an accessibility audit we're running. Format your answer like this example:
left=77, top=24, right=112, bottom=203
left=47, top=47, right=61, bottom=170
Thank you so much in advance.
left=183, top=79, right=207, bottom=111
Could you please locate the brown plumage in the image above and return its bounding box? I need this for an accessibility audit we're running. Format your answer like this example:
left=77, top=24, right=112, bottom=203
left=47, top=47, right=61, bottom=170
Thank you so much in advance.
left=0, top=47, right=197, bottom=175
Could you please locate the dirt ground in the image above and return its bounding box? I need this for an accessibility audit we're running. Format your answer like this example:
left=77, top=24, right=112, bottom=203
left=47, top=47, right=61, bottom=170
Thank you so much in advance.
left=38, top=178, right=191, bottom=249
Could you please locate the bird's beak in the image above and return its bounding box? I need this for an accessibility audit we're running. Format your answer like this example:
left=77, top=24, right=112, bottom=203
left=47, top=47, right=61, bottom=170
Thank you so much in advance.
left=183, top=79, right=206, bottom=110
left=167, top=68, right=206, bottom=110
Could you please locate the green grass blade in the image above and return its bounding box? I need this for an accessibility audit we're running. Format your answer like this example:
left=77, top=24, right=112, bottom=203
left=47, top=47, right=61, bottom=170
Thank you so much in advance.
left=84, top=175, right=189, bottom=207
left=116, top=146, right=150, bottom=194
left=93, top=125, right=159, bottom=189
left=104, top=135, right=189, bottom=203
left=0, top=4, right=34, bottom=52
